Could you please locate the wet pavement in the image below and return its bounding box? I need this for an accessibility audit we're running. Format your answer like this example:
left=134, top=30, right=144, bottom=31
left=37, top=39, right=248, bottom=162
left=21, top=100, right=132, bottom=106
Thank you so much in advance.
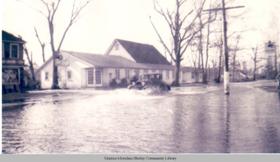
left=2, top=80, right=280, bottom=153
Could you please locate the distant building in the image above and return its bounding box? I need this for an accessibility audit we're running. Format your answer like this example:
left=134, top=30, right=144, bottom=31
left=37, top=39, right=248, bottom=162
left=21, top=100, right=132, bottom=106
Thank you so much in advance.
left=2, top=30, right=25, bottom=93
left=265, top=40, right=278, bottom=79
left=36, top=39, right=202, bottom=89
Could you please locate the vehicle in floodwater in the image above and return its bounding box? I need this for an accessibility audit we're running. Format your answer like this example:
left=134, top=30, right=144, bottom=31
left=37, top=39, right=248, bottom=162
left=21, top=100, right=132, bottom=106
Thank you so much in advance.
left=127, top=73, right=171, bottom=93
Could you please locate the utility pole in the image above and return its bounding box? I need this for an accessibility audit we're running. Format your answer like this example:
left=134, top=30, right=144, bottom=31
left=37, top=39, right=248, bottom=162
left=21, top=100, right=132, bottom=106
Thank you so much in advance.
left=204, top=0, right=244, bottom=95
left=221, top=0, right=230, bottom=95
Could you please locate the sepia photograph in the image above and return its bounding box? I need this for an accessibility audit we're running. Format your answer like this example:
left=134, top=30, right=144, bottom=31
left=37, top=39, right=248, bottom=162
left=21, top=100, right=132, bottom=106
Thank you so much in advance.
left=1, top=0, right=280, bottom=156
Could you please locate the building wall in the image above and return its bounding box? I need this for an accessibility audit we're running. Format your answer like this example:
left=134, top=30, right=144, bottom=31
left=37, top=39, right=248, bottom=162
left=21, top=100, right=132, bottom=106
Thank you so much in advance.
left=181, top=71, right=203, bottom=83
left=182, top=72, right=192, bottom=83
left=40, top=59, right=53, bottom=89
left=39, top=53, right=92, bottom=89
left=102, top=67, right=179, bottom=86
left=161, top=69, right=173, bottom=84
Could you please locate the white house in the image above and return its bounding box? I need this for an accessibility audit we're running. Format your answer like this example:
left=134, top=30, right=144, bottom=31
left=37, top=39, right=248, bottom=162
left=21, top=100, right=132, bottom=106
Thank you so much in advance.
left=36, top=39, right=202, bottom=89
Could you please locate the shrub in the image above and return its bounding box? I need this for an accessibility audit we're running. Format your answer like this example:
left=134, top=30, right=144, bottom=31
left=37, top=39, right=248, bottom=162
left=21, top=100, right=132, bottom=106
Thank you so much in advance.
left=109, top=79, right=118, bottom=88
left=119, top=78, right=128, bottom=87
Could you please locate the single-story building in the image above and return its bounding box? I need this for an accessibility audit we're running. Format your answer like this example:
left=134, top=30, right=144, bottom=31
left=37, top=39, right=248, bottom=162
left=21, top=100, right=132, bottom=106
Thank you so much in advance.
left=36, top=39, right=202, bottom=89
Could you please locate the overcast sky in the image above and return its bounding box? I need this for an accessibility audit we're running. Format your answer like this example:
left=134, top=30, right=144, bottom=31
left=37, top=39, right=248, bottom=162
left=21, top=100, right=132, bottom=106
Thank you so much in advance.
left=2, top=0, right=280, bottom=67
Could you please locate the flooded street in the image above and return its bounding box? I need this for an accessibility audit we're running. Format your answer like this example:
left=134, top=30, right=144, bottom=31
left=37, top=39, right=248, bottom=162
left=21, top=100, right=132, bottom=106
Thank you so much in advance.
left=2, top=81, right=280, bottom=153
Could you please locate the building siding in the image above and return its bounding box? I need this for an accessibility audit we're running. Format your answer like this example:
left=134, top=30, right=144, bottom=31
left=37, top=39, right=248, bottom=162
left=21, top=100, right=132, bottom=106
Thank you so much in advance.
left=107, top=41, right=136, bottom=62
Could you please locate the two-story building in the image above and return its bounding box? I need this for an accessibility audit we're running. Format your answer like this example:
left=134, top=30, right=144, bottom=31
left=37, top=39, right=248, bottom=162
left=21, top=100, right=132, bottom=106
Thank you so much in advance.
left=2, top=30, right=25, bottom=93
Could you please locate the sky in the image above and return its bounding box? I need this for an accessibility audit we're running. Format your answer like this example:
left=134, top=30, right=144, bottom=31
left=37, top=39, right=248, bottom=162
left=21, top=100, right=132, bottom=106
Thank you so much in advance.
left=2, top=0, right=280, bottom=68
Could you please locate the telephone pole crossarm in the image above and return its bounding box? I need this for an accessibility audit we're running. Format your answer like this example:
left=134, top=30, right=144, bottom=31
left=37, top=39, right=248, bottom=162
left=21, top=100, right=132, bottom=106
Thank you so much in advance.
left=203, top=5, right=245, bottom=12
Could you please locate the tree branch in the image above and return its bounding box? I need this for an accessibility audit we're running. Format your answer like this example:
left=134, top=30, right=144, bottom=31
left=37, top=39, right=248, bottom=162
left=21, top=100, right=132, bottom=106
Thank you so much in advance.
left=57, top=0, right=91, bottom=51
left=50, top=0, right=62, bottom=22
left=34, top=27, right=46, bottom=62
left=150, top=16, right=175, bottom=62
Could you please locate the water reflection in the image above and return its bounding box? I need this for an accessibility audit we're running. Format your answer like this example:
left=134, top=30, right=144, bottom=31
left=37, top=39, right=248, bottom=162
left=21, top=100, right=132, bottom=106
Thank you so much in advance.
left=224, top=96, right=230, bottom=153
left=2, top=84, right=280, bottom=153
left=263, top=122, right=280, bottom=153
left=171, top=97, right=185, bottom=152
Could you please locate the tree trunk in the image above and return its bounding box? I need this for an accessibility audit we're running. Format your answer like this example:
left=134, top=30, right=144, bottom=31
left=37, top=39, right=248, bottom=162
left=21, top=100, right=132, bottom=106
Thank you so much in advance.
left=198, top=18, right=205, bottom=83
left=253, top=48, right=257, bottom=81
left=232, top=54, right=236, bottom=82
left=49, top=20, right=60, bottom=89
left=42, top=45, right=46, bottom=63
left=51, top=51, right=60, bottom=89
left=24, top=48, right=36, bottom=82
left=275, top=46, right=278, bottom=76
left=203, top=9, right=212, bottom=84
left=174, top=60, right=181, bottom=86
left=253, top=66, right=256, bottom=80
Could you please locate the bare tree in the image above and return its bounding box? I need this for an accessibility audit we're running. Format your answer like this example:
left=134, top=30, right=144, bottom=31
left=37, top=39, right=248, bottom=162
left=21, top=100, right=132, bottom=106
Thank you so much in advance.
left=194, top=1, right=218, bottom=83
left=23, top=46, right=36, bottom=82
left=150, top=0, right=207, bottom=86
left=38, top=0, right=91, bottom=89
left=252, top=46, right=258, bottom=81
left=190, top=45, right=200, bottom=81
left=229, top=35, right=240, bottom=81
left=34, top=27, right=46, bottom=63
left=251, top=46, right=264, bottom=80
left=210, top=34, right=223, bottom=83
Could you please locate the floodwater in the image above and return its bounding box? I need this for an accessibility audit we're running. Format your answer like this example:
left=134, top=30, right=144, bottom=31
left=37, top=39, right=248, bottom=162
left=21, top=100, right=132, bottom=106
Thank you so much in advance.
left=2, top=81, right=280, bottom=153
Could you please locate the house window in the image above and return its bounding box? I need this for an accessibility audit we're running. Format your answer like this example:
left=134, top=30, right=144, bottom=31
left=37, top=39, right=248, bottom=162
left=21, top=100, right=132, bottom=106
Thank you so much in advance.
left=95, top=69, right=102, bottom=85
left=4, top=43, right=10, bottom=58
left=10, top=44, right=19, bottom=58
left=87, top=68, right=94, bottom=85
left=115, top=69, right=120, bottom=80
left=45, top=72, right=49, bottom=80
left=125, top=69, right=130, bottom=79
left=67, top=71, right=72, bottom=80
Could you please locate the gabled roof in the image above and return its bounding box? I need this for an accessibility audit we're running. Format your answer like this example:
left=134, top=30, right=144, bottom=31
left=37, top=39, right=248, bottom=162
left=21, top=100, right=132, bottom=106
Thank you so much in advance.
left=2, top=30, right=25, bottom=43
left=107, top=39, right=171, bottom=65
left=64, top=51, right=142, bottom=68
left=63, top=51, right=177, bottom=70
